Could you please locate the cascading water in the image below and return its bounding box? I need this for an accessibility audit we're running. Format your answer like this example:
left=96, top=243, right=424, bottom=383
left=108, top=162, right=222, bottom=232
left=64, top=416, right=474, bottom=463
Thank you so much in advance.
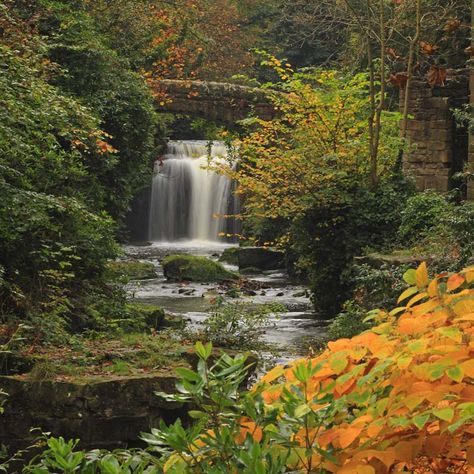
left=148, top=140, right=239, bottom=242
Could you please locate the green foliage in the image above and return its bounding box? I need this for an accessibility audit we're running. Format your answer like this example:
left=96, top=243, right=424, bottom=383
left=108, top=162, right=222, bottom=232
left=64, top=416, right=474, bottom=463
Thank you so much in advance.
left=37, top=1, right=162, bottom=221
left=326, top=300, right=371, bottom=341
left=398, top=190, right=453, bottom=244
left=22, top=436, right=156, bottom=473
left=188, top=301, right=283, bottom=350
left=346, top=262, right=410, bottom=311
left=163, top=254, right=238, bottom=283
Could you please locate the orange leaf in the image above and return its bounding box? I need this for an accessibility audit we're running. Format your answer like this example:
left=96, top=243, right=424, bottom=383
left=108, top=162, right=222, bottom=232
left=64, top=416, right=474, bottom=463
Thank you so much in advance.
left=338, top=426, right=362, bottom=449
left=447, top=274, right=465, bottom=292
left=416, top=262, right=429, bottom=288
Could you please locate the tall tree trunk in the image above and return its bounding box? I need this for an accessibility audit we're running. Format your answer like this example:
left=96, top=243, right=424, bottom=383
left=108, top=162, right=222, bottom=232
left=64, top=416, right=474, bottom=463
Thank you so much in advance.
left=397, top=0, right=422, bottom=170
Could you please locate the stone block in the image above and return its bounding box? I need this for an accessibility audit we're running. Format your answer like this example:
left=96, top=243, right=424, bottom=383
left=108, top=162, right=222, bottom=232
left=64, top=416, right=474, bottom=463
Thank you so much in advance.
left=429, top=150, right=452, bottom=164
left=428, top=129, right=452, bottom=142
left=430, top=141, right=450, bottom=151
left=407, top=120, right=426, bottom=131
left=424, top=174, right=450, bottom=192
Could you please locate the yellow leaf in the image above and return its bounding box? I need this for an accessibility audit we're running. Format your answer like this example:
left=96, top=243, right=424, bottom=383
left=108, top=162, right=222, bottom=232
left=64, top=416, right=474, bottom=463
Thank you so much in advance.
left=397, top=286, right=418, bottom=303
left=416, top=262, right=429, bottom=288
left=260, top=365, right=285, bottom=383
left=427, top=278, right=439, bottom=298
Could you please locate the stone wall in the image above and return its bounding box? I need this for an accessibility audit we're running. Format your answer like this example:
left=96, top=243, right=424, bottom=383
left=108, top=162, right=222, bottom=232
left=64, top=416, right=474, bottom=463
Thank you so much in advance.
left=401, top=71, right=470, bottom=193
left=0, top=373, right=184, bottom=452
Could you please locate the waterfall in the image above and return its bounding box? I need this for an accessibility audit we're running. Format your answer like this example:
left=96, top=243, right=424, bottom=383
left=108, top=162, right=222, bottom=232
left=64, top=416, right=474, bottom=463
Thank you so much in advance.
left=148, top=140, right=239, bottom=243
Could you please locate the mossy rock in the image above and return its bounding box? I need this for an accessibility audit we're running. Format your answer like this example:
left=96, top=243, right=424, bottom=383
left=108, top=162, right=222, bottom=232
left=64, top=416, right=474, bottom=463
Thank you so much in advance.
left=219, top=247, right=239, bottom=265
left=163, top=254, right=238, bottom=283
left=126, top=303, right=165, bottom=330
left=106, top=261, right=156, bottom=280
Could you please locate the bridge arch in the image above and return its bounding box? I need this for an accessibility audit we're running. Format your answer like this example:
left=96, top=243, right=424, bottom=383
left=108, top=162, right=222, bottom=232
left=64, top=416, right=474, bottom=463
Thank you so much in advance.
left=154, top=79, right=277, bottom=124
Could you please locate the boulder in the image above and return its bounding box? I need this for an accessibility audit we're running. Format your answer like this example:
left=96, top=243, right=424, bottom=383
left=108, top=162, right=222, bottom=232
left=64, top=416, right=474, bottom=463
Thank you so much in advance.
left=163, top=254, right=238, bottom=283
left=237, top=247, right=284, bottom=271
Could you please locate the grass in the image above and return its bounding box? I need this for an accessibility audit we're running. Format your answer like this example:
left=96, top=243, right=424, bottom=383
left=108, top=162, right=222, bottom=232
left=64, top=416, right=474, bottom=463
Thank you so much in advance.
left=23, top=331, right=191, bottom=382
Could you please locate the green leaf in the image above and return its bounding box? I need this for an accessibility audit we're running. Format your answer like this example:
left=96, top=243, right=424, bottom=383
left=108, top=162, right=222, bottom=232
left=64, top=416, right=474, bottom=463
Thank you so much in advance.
left=175, top=367, right=200, bottom=382
left=413, top=413, right=430, bottom=429
left=446, top=366, right=464, bottom=382
left=403, top=269, right=417, bottom=285
left=432, top=407, right=454, bottom=422
left=294, top=404, right=311, bottom=418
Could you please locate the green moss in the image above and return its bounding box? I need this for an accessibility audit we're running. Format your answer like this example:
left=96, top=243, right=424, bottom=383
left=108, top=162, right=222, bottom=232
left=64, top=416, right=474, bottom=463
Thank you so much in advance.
left=106, top=260, right=156, bottom=281
left=219, top=247, right=239, bottom=265
left=163, top=254, right=238, bottom=283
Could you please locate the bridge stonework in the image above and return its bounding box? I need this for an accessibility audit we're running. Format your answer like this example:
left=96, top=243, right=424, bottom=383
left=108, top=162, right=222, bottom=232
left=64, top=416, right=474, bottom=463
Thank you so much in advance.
left=155, top=79, right=276, bottom=124
left=400, top=71, right=470, bottom=194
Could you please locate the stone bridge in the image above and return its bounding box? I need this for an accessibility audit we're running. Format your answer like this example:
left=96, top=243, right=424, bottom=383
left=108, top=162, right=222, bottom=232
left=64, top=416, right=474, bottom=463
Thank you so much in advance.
left=154, top=79, right=277, bottom=124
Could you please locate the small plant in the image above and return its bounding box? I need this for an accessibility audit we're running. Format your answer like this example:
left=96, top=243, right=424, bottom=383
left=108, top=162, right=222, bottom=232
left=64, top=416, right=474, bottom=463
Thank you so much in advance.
left=28, top=361, right=62, bottom=381
left=108, top=360, right=130, bottom=376
left=187, top=300, right=283, bottom=351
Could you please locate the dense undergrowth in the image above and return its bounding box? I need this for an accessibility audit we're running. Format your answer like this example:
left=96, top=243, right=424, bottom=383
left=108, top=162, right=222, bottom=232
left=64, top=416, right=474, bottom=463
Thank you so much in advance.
left=0, top=0, right=164, bottom=341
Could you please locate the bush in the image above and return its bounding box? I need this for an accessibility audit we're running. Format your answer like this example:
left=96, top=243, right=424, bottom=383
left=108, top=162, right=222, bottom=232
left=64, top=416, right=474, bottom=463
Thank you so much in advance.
left=346, top=262, right=409, bottom=310
left=163, top=255, right=238, bottom=283
left=326, top=300, right=371, bottom=340
left=398, top=190, right=453, bottom=244
left=188, top=300, right=283, bottom=350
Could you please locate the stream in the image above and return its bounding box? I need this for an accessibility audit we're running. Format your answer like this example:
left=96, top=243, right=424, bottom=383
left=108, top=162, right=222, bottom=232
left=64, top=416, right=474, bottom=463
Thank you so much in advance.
left=124, top=241, right=328, bottom=358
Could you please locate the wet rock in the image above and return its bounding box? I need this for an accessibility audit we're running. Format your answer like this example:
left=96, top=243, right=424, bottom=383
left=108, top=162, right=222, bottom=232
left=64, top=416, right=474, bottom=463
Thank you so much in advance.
left=276, top=292, right=285, bottom=297
left=219, top=247, right=239, bottom=265
left=244, top=290, right=257, bottom=296
left=237, top=247, right=284, bottom=271
left=292, top=291, right=307, bottom=298
left=260, top=291, right=266, bottom=296
left=239, top=267, right=261, bottom=275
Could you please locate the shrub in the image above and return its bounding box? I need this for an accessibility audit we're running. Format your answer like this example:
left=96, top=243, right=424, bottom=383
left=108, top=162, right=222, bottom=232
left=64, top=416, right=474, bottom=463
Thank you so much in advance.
left=346, top=262, right=409, bottom=310
left=162, top=254, right=238, bottom=283
left=398, top=190, right=453, bottom=244
left=326, top=300, right=371, bottom=341
left=188, top=300, right=283, bottom=350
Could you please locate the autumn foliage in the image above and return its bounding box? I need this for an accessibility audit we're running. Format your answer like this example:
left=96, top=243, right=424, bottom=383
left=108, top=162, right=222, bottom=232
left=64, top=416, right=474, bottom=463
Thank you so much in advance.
left=253, top=263, right=474, bottom=473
